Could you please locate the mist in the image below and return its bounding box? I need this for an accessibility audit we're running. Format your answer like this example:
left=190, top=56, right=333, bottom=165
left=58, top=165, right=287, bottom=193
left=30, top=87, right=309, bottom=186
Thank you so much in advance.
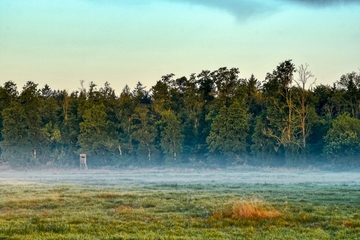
left=1, top=168, right=360, bottom=186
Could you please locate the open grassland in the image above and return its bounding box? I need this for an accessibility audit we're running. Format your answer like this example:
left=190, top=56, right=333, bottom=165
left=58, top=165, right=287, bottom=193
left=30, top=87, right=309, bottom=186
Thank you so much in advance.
left=0, top=173, right=360, bottom=239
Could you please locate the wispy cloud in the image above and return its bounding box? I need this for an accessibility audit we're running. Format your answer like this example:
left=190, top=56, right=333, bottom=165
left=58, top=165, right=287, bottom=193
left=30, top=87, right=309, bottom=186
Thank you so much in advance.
left=168, top=0, right=360, bottom=20
left=171, top=0, right=279, bottom=21
left=84, top=0, right=360, bottom=21
left=287, top=0, right=360, bottom=7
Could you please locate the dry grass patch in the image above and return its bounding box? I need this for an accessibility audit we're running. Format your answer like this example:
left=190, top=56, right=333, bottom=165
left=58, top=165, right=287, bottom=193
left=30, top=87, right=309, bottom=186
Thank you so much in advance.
left=5, top=197, right=65, bottom=209
left=97, top=192, right=121, bottom=198
left=114, top=205, right=145, bottom=215
left=343, top=220, right=360, bottom=228
left=213, top=199, right=282, bottom=220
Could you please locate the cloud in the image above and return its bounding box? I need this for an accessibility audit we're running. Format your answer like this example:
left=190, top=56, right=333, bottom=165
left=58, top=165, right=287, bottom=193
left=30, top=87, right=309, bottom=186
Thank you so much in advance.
left=171, top=0, right=360, bottom=16
left=169, top=0, right=279, bottom=21
left=84, top=0, right=280, bottom=21
left=84, top=0, right=360, bottom=21
left=286, top=0, right=360, bottom=7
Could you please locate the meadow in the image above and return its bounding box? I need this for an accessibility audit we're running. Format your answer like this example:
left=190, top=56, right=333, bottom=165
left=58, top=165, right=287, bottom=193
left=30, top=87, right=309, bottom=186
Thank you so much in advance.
left=0, top=170, right=359, bottom=239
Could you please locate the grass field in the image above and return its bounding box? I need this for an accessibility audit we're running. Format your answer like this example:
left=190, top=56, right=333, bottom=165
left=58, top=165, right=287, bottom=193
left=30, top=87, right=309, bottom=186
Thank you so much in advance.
left=0, top=170, right=360, bottom=239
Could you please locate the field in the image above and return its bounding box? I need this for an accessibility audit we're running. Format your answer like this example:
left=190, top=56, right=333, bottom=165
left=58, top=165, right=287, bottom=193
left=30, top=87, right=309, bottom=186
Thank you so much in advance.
left=0, top=169, right=360, bottom=239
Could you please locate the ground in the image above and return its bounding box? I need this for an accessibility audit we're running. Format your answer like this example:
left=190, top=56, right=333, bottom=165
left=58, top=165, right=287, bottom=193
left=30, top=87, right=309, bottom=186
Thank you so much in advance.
left=0, top=168, right=359, bottom=239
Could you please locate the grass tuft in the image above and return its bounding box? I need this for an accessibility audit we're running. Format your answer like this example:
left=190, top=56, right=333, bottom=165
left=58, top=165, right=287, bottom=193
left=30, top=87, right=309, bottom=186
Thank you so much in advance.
left=114, top=205, right=145, bottom=215
left=343, top=220, right=360, bottom=228
left=213, top=199, right=282, bottom=220
left=97, top=192, right=121, bottom=198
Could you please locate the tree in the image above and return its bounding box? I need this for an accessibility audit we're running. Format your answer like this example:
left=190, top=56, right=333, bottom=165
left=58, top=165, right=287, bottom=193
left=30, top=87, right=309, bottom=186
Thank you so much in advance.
left=59, top=91, right=82, bottom=165
left=159, top=110, right=184, bottom=163
left=195, top=70, right=216, bottom=157
left=206, top=101, right=250, bottom=164
left=19, top=81, right=48, bottom=162
left=42, top=122, right=64, bottom=165
left=40, top=85, right=60, bottom=126
left=0, top=81, right=18, bottom=143
left=117, top=85, right=136, bottom=158
left=212, top=67, right=240, bottom=108
left=130, top=105, right=157, bottom=163
left=250, top=113, right=285, bottom=166
left=262, top=60, right=301, bottom=163
left=323, top=113, right=360, bottom=167
left=78, top=104, right=118, bottom=166
left=293, top=64, right=317, bottom=158
left=151, top=74, right=174, bottom=113
left=0, top=103, right=31, bottom=166
left=99, top=82, right=118, bottom=123
left=337, top=71, right=360, bottom=118
left=180, top=74, right=202, bottom=160
left=0, top=81, right=18, bottom=109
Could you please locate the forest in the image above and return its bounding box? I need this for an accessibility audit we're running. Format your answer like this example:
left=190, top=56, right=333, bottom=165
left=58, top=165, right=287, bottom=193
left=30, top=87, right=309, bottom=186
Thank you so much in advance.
left=1, top=60, right=360, bottom=169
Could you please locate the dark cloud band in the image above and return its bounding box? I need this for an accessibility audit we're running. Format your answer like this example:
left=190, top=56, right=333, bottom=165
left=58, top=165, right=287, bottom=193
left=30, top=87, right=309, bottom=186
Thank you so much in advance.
left=170, top=0, right=278, bottom=20
left=170, top=0, right=360, bottom=21
left=288, top=0, right=360, bottom=6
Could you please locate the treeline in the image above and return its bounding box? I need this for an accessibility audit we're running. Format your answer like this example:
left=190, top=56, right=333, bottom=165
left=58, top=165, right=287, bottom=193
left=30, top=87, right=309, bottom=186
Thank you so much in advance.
left=1, top=60, right=360, bottom=169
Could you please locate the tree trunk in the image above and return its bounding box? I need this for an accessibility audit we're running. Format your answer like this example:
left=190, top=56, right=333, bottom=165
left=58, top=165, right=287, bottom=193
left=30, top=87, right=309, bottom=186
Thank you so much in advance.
left=118, top=145, right=122, bottom=156
left=147, top=144, right=151, bottom=161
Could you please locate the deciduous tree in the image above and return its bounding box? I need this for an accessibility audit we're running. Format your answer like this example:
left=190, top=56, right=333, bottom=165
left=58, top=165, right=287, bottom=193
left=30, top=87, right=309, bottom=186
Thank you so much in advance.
left=323, top=113, right=360, bottom=167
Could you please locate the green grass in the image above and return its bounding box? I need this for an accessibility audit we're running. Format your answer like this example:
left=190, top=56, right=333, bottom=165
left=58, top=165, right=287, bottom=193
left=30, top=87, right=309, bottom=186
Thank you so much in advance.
left=0, top=182, right=359, bottom=239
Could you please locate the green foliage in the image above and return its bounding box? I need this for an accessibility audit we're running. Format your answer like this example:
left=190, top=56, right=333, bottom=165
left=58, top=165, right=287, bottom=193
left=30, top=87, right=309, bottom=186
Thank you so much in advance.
left=251, top=114, right=285, bottom=166
left=207, top=101, right=250, bottom=164
left=323, top=113, right=360, bottom=167
left=159, top=110, right=184, bottom=163
left=0, top=103, right=31, bottom=166
left=130, top=105, right=158, bottom=163
left=78, top=104, right=118, bottom=164
left=1, top=62, right=360, bottom=169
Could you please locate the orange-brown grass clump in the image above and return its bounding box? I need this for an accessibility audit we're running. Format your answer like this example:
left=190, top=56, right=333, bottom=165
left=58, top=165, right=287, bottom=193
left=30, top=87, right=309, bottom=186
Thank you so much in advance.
left=343, top=220, right=360, bottom=229
left=97, top=192, right=121, bottom=198
left=114, top=205, right=145, bottom=215
left=213, top=199, right=281, bottom=220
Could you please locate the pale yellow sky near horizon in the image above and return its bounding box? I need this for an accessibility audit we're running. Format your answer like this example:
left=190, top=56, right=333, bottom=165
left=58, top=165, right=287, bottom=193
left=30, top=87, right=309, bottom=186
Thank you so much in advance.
left=1, top=0, right=360, bottom=94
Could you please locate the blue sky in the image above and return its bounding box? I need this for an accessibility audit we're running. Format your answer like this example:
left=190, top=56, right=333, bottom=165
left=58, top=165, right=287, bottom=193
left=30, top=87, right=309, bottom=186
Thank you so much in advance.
left=1, top=0, right=359, bottom=93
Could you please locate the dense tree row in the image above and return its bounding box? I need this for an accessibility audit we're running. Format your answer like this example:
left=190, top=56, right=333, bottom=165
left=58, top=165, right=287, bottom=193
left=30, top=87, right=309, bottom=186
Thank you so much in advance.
left=1, top=60, right=360, bottom=169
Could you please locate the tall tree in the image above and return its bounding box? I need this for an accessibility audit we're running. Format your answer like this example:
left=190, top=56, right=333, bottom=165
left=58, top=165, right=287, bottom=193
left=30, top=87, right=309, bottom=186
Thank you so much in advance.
left=19, top=81, right=47, bottom=162
left=99, top=82, right=118, bottom=123
left=159, top=110, right=184, bottom=163
left=179, top=74, right=202, bottom=160
left=195, top=70, right=216, bottom=157
left=78, top=104, right=118, bottom=166
left=0, top=103, right=31, bottom=166
left=262, top=60, right=301, bottom=163
left=117, top=85, right=136, bottom=158
left=294, top=64, right=317, bottom=157
left=0, top=81, right=18, bottom=142
left=131, top=105, right=157, bottom=163
left=206, top=101, right=250, bottom=164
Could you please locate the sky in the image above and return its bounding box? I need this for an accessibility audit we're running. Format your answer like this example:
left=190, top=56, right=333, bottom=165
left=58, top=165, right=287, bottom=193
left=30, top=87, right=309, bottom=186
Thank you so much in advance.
left=1, top=0, right=360, bottom=94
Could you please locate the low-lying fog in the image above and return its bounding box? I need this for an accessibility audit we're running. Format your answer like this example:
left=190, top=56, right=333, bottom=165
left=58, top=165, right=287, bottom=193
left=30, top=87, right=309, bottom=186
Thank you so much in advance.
left=1, top=169, right=360, bottom=186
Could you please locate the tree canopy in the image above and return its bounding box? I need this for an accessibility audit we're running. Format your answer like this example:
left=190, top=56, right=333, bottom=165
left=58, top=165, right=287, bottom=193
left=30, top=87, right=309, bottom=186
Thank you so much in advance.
left=1, top=61, right=360, bottom=169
